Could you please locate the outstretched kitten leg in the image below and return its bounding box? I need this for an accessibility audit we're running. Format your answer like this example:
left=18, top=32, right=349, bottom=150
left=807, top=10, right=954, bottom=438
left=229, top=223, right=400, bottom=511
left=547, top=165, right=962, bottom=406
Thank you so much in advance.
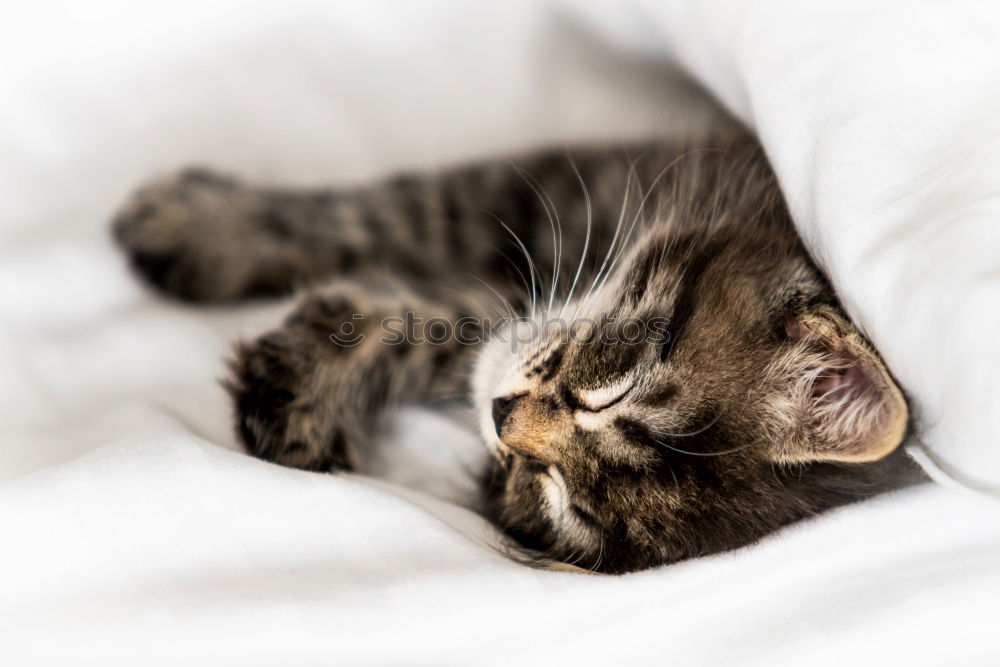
left=227, top=279, right=482, bottom=471
left=111, top=145, right=647, bottom=302
left=111, top=169, right=364, bottom=302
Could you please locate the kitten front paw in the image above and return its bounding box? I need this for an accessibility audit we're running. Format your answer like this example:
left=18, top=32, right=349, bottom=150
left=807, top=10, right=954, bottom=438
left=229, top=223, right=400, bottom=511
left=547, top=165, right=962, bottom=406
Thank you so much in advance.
left=226, top=329, right=357, bottom=472
left=112, top=168, right=305, bottom=302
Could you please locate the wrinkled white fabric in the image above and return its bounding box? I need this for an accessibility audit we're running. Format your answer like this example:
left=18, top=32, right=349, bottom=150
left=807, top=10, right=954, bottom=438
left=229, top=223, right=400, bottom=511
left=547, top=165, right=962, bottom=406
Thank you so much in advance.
left=2, top=1, right=998, bottom=665
left=567, top=0, right=1000, bottom=492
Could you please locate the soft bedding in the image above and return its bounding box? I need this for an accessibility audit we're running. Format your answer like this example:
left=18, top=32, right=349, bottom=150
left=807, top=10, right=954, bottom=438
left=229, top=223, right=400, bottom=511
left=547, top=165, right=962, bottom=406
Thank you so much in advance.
left=2, top=1, right=999, bottom=665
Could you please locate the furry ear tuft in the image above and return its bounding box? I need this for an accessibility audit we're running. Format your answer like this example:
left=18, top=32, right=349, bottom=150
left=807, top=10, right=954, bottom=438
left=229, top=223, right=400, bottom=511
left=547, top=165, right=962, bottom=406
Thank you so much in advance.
left=765, top=308, right=908, bottom=464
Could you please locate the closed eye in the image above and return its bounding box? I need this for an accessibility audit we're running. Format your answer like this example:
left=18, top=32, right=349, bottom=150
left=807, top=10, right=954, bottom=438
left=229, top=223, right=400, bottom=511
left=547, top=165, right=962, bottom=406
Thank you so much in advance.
left=569, top=378, right=635, bottom=412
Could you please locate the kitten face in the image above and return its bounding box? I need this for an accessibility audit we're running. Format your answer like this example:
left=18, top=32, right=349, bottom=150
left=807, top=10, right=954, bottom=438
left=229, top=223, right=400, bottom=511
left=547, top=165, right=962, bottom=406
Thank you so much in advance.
left=473, top=219, right=909, bottom=574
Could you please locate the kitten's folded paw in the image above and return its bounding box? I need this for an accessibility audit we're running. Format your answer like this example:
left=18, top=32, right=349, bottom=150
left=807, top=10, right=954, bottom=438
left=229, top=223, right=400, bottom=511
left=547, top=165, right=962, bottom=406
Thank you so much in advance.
left=112, top=168, right=304, bottom=302
left=225, top=330, right=356, bottom=472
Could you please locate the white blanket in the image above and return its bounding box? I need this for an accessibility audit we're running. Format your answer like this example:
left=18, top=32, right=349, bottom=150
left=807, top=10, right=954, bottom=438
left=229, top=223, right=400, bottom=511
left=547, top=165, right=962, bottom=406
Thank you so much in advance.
left=2, top=1, right=999, bottom=665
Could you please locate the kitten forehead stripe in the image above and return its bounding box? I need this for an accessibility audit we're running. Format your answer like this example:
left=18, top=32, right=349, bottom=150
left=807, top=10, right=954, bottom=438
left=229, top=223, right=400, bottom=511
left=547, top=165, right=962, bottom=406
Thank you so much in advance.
left=661, top=241, right=721, bottom=361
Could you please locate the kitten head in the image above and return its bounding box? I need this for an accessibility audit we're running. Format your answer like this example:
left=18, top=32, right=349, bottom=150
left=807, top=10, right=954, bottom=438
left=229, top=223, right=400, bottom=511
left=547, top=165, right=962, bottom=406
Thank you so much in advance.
left=473, top=148, right=914, bottom=574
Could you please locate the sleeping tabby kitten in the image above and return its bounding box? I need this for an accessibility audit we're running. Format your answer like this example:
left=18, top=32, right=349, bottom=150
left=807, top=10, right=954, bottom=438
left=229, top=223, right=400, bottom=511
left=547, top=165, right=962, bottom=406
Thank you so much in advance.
left=112, top=129, right=923, bottom=574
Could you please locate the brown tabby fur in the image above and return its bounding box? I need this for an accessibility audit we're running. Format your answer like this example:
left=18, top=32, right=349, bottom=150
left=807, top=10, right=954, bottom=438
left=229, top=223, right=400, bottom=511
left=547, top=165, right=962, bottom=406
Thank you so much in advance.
left=112, top=128, right=924, bottom=574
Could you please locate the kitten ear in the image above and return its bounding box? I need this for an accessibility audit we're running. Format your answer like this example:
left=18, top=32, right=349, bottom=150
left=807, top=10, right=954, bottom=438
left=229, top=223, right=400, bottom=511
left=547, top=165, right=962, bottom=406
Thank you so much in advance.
left=766, top=307, right=908, bottom=464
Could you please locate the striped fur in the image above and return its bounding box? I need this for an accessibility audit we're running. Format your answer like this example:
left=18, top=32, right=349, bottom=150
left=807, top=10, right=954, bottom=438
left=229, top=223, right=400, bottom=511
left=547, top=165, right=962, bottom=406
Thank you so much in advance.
left=113, top=128, right=924, bottom=573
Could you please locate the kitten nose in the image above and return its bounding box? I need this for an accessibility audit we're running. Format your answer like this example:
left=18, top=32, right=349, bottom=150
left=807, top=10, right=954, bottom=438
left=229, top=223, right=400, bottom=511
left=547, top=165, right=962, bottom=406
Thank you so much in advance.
left=492, top=395, right=521, bottom=436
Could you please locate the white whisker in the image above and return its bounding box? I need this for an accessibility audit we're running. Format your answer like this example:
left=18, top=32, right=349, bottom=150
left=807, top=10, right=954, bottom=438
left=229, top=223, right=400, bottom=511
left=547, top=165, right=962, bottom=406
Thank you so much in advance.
left=443, top=284, right=503, bottom=318
left=512, top=164, right=561, bottom=316
left=563, top=152, right=592, bottom=320
left=651, top=412, right=752, bottom=457
left=467, top=274, right=516, bottom=322
left=598, top=148, right=717, bottom=297
left=487, top=242, right=532, bottom=315
left=650, top=412, right=723, bottom=438
left=581, top=157, right=638, bottom=308
left=485, top=210, right=540, bottom=319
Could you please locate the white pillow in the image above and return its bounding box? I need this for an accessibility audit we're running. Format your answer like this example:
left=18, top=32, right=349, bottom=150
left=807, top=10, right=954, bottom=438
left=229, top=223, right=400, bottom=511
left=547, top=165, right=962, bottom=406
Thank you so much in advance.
left=566, top=0, right=1000, bottom=493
